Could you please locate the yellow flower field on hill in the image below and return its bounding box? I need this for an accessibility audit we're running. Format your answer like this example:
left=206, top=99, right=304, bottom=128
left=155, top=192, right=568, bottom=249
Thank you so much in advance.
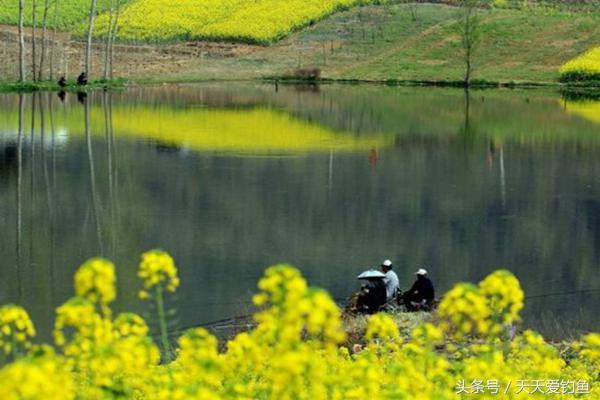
left=95, top=0, right=379, bottom=43
left=559, top=47, right=600, bottom=82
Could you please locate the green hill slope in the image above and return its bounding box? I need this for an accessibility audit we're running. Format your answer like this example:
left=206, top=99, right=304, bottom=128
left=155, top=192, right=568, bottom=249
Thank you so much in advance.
left=232, top=3, right=599, bottom=83
left=0, top=0, right=121, bottom=30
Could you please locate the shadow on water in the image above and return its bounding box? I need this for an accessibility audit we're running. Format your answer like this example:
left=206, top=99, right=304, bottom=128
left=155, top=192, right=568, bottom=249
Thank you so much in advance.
left=0, top=83, right=598, bottom=342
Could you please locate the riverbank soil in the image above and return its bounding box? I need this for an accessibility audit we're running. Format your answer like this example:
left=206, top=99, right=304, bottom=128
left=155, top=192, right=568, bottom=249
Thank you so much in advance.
left=0, top=4, right=598, bottom=84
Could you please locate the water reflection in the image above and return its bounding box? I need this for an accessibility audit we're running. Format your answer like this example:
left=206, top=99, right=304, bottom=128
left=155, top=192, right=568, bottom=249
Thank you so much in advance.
left=564, top=100, right=600, bottom=124
left=0, top=84, right=598, bottom=342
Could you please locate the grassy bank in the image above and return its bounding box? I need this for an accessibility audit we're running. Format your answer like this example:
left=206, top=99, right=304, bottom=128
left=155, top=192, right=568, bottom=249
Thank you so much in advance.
left=341, top=311, right=580, bottom=348
left=343, top=311, right=432, bottom=347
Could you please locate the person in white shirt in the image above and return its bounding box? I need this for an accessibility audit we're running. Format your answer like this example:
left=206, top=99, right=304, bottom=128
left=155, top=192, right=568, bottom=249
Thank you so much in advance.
left=380, top=259, right=399, bottom=302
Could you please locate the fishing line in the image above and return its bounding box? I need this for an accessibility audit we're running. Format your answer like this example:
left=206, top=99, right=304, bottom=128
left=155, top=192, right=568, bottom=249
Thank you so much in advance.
left=525, top=288, right=600, bottom=300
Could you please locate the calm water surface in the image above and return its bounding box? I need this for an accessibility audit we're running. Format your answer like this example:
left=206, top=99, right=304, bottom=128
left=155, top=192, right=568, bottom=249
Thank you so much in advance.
left=0, top=83, right=598, bottom=340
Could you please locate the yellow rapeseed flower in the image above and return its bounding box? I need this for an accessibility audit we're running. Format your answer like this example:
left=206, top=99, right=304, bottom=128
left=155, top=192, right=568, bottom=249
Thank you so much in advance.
left=0, top=350, right=74, bottom=400
left=94, top=0, right=382, bottom=44
left=0, top=254, right=598, bottom=399
left=0, top=305, right=36, bottom=355
left=559, top=46, right=600, bottom=82
left=138, top=249, right=180, bottom=295
left=74, top=258, right=117, bottom=308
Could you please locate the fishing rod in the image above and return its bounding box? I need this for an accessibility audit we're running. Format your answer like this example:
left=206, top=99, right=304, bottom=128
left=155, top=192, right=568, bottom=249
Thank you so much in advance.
left=524, top=288, right=600, bottom=300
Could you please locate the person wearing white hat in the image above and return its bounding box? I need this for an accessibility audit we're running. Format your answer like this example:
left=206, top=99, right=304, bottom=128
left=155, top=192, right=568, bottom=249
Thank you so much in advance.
left=380, top=259, right=400, bottom=302
left=402, top=268, right=435, bottom=312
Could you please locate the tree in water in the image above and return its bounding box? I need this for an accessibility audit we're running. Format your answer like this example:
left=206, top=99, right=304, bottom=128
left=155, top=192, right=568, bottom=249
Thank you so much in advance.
left=85, top=0, right=98, bottom=77
left=456, top=0, right=484, bottom=87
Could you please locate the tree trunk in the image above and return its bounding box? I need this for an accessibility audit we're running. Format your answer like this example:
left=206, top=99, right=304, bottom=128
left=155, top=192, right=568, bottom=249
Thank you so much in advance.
left=103, top=0, right=114, bottom=80
left=85, top=0, right=98, bottom=77
left=465, top=47, right=471, bottom=87
left=459, top=3, right=479, bottom=88
left=38, top=0, right=51, bottom=81
left=109, top=0, right=122, bottom=80
left=49, top=0, right=59, bottom=80
left=18, top=0, right=26, bottom=82
left=32, top=0, right=38, bottom=82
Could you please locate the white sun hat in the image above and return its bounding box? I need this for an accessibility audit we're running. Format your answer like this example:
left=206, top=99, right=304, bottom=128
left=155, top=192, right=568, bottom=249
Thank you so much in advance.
left=415, top=268, right=428, bottom=275
left=381, top=259, right=393, bottom=267
left=357, top=270, right=386, bottom=279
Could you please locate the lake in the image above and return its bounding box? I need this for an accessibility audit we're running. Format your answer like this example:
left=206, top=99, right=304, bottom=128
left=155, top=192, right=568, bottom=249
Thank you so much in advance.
left=0, top=83, right=598, bottom=341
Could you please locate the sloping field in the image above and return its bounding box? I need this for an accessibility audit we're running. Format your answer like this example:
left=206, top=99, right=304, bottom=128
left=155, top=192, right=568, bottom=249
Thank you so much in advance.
left=0, top=0, right=120, bottom=30
left=0, top=0, right=376, bottom=43
left=94, top=0, right=378, bottom=43
left=269, top=4, right=600, bottom=83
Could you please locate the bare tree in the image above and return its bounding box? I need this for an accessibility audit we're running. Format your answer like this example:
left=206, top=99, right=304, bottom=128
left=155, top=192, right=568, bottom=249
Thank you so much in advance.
left=49, top=0, right=59, bottom=80
left=18, top=0, right=26, bottom=82
left=85, top=0, right=98, bottom=77
left=408, top=4, right=418, bottom=22
left=401, top=0, right=418, bottom=21
left=109, top=0, right=122, bottom=79
left=32, top=0, right=38, bottom=81
left=103, top=0, right=115, bottom=80
left=456, top=0, right=484, bottom=87
left=38, top=0, right=51, bottom=80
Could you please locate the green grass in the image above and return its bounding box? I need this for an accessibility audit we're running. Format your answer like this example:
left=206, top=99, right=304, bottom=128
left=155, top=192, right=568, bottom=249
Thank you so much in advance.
left=141, top=3, right=597, bottom=85
left=343, top=311, right=432, bottom=346
left=283, top=4, right=600, bottom=83
left=0, top=0, right=127, bottom=31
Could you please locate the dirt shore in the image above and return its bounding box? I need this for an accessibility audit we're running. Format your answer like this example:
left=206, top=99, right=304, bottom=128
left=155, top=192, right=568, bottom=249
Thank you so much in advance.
left=0, top=24, right=265, bottom=81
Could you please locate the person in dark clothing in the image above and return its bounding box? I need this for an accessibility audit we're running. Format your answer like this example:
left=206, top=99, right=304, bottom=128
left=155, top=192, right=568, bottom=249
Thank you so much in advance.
left=403, top=268, right=435, bottom=312
left=77, top=72, right=88, bottom=86
left=58, top=76, right=67, bottom=88
left=356, top=277, right=387, bottom=315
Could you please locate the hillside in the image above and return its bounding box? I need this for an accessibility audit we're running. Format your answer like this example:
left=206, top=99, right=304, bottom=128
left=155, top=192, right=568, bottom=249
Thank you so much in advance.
left=0, top=0, right=379, bottom=44
left=93, top=0, right=381, bottom=44
left=0, top=3, right=598, bottom=84
left=0, top=0, right=120, bottom=30
left=174, top=4, right=600, bottom=83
